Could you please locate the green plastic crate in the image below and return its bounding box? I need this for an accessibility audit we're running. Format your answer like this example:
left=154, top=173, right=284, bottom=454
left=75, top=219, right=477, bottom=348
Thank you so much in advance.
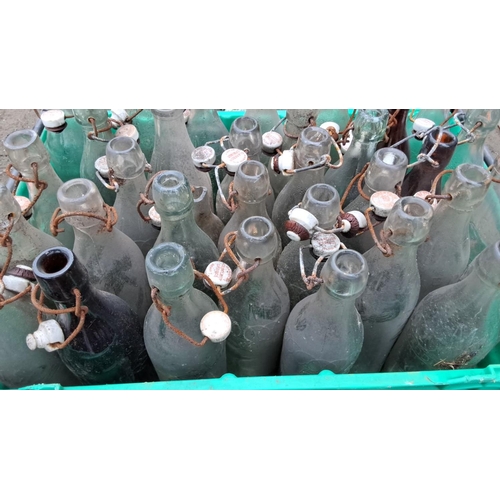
left=5, top=109, right=500, bottom=390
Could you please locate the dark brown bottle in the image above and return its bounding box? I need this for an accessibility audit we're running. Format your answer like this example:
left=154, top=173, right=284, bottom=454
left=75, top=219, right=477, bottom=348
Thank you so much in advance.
left=31, top=246, right=158, bottom=386
left=378, top=109, right=410, bottom=161
left=401, top=127, right=458, bottom=197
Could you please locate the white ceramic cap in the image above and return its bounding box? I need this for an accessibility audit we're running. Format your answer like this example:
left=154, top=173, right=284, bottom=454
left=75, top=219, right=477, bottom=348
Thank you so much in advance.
left=2, top=274, right=31, bottom=294
left=340, top=210, right=368, bottom=233
left=221, top=148, right=248, bottom=173
left=412, top=118, right=435, bottom=136
left=288, top=207, right=319, bottom=232
left=149, top=206, right=161, bottom=227
left=311, top=232, right=341, bottom=256
left=192, top=146, right=216, bottom=168
left=320, top=121, right=340, bottom=134
left=414, top=190, right=437, bottom=207
left=276, top=149, right=294, bottom=173
left=14, top=195, right=32, bottom=215
left=116, top=124, right=139, bottom=141
left=262, top=131, right=283, bottom=153
left=370, top=191, right=400, bottom=217
left=200, top=311, right=232, bottom=342
left=41, top=109, right=66, bottom=128
left=95, top=156, right=109, bottom=177
left=110, top=109, right=129, bottom=123
left=340, top=129, right=353, bottom=153
left=204, top=261, right=232, bottom=288
left=26, top=320, right=65, bottom=352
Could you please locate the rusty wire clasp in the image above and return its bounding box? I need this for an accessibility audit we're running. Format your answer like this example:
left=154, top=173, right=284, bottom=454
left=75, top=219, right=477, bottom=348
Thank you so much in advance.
left=50, top=204, right=118, bottom=236
left=363, top=207, right=393, bottom=257
left=95, top=166, right=121, bottom=193
left=30, top=284, right=88, bottom=350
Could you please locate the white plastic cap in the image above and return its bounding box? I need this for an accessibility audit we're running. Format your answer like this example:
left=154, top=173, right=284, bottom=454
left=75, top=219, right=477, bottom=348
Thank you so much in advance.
left=311, top=232, right=341, bottom=257
left=149, top=206, right=161, bottom=227
left=2, top=274, right=31, bottom=294
left=41, top=109, right=65, bottom=128
left=262, top=131, right=283, bottom=153
left=26, top=320, right=65, bottom=352
left=116, top=124, right=139, bottom=141
left=370, top=191, right=400, bottom=217
left=110, top=109, right=129, bottom=123
left=204, top=261, right=232, bottom=288
left=288, top=207, right=319, bottom=232
left=320, top=121, right=340, bottom=134
left=192, top=146, right=216, bottom=168
left=200, top=310, right=232, bottom=343
left=14, top=195, right=32, bottom=215
left=222, top=148, right=248, bottom=173
left=412, top=118, right=435, bottom=136
left=276, top=149, right=294, bottom=173
left=95, top=156, right=109, bottom=177
left=340, top=129, right=353, bottom=153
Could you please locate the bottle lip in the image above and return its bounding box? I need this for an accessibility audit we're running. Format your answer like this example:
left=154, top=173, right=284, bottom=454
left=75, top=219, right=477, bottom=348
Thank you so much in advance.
left=32, top=246, right=75, bottom=280
left=453, top=162, right=491, bottom=188
left=3, top=129, right=38, bottom=151
left=146, top=242, right=188, bottom=277
left=152, top=170, right=193, bottom=215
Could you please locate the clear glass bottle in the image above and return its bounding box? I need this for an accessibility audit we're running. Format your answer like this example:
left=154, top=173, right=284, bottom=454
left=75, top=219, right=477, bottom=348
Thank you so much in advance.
left=277, top=183, right=341, bottom=310
left=42, top=109, right=84, bottom=182
left=73, top=109, right=116, bottom=207
left=272, top=125, right=332, bottom=247
left=143, top=242, right=227, bottom=381
left=105, top=136, right=158, bottom=257
left=225, top=216, right=290, bottom=376
left=3, top=129, right=75, bottom=249
left=193, top=185, right=224, bottom=246
left=57, top=178, right=151, bottom=323
left=280, top=249, right=368, bottom=375
left=325, top=109, right=389, bottom=205
left=0, top=186, right=80, bottom=388
left=216, top=116, right=274, bottom=224
left=401, top=127, right=458, bottom=197
left=30, top=246, right=157, bottom=385
left=187, top=109, right=229, bottom=164
left=341, top=147, right=408, bottom=254
left=270, top=109, right=319, bottom=195
left=417, top=163, right=491, bottom=302
left=128, top=109, right=155, bottom=162
left=350, top=197, right=434, bottom=373
left=218, top=160, right=280, bottom=262
left=152, top=170, right=219, bottom=287
left=384, top=240, right=500, bottom=372
left=149, top=109, right=213, bottom=204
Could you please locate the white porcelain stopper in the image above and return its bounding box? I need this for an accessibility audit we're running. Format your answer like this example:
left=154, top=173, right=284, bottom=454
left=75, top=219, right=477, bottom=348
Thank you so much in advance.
left=192, top=146, right=216, bottom=168
left=221, top=148, right=248, bottom=173
left=26, top=320, right=65, bottom=352
left=200, top=311, right=232, bottom=343
left=262, top=131, right=283, bottom=154
left=370, top=191, right=400, bottom=217
left=41, top=109, right=65, bottom=128
left=204, top=261, right=232, bottom=288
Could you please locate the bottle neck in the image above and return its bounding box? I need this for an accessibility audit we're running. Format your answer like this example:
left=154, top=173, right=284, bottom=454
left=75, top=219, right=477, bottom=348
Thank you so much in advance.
left=317, top=283, right=358, bottom=306
left=289, top=166, right=325, bottom=188
left=115, top=173, right=147, bottom=201
left=158, top=209, right=199, bottom=239
left=154, top=112, right=192, bottom=147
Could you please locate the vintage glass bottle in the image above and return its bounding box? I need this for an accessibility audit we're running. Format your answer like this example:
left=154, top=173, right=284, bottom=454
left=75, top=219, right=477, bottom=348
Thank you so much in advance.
left=193, top=185, right=224, bottom=246
left=0, top=186, right=79, bottom=388
left=216, top=116, right=274, bottom=224
left=379, top=109, right=410, bottom=160
left=272, top=125, right=332, bottom=247
left=417, top=163, right=491, bottom=302
left=341, top=147, right=408, bottom=254
left=225, top=216, right=290, bottom=376
left=350, top=197, right=434, bottom=373
left=42, top=109, right=84, bottom=182
left=384, top=240, right=500, bottom=372
left=218, top=160, right=280, bottom=258
left=57, top=178, right=151, bottom=322
left=143, top=242, right=227, bottom=381
left=3, top=128, right=75, bottom=249
left=187, top=109, right=229, bottom=163
left=105, top=136, right=158, bottom=257
left=280, top=249, right=369, bottom=375
left=277, top=183, right=341, bottom=310
left=269, top=109, right=319, bottom=196
left=325, top=109, right=389, bottom=205
left=149, top=109, right=213, bottom=203
left=127, top=109, right=155, bottom=162
left=152, top=170, right=219, bottom=284
left=401, top=126, right=458, bottom=197
left=73, top=108, right=116, bottom=206
left=29, top=246, right=157, bottom=385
